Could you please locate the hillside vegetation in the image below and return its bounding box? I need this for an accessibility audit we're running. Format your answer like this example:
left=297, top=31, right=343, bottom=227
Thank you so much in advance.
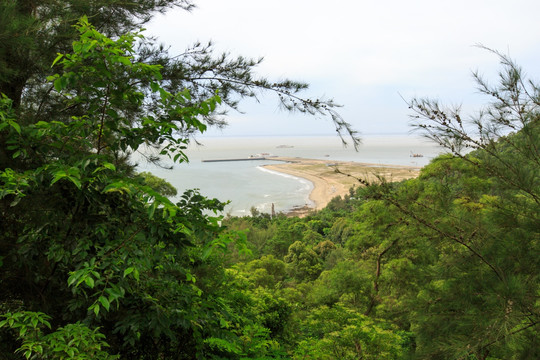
left=0, top=13, right=538, bottom=360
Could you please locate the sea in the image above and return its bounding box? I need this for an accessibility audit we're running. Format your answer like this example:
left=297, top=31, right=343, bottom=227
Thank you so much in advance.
left=137, top=134, right=444, bottom=217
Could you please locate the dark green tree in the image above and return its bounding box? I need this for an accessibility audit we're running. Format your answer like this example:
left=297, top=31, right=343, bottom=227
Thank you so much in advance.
left=0, top=0, right=195, bottom=108
left=139, top=171, right=178, bottom=197
left=0, top=19, right=274, bottom=359
left=0, top=0, right=359, bottom=156
left=394, top=49, right=540, bottom=358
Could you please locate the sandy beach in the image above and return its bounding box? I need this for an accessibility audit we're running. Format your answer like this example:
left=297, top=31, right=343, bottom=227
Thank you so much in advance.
left=263, top=156, right=420, bottom=215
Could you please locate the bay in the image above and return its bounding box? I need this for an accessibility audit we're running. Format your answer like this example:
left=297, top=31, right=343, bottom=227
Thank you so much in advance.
left=138, top=134, right=443, bottom=216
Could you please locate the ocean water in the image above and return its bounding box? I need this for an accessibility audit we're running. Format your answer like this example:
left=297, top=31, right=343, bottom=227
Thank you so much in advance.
left=138, top=135, right=444, bottom=216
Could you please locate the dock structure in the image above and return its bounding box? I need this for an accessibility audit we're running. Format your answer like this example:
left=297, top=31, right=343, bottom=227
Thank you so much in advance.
left=201, top=157, right=267, bottom=163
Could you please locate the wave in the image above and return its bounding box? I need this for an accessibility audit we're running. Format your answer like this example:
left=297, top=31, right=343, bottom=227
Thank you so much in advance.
left=257, top=166, right=313, bottom=190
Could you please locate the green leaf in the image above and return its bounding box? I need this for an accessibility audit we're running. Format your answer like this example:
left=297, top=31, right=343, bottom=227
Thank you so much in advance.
left=68, top=176, right=82, bottom=189
left=84, top=276, right=95, bottom=288
left=150, top=82, right=160, bottom=92
left=123, top=267, right=134, bottom=278
left=9, top=120, right=21, bottom=134
left=67, top=272, right=78, bottom=287
left=102, top=162, right=116, bottom=171
left=103, top=181, right=130, bottom=194
left=148, top=201, right=157, bottom=219
left=98, top=296, right=110, bottom=311
left=51, top=53, right=64, bottom=67
left=53, top=76, right=67, bottom=92
left=116, top=56, right=132, bottom=66
left=50, top=171, right=67, bottom=186
left=133, top=268, right=140, bottom=281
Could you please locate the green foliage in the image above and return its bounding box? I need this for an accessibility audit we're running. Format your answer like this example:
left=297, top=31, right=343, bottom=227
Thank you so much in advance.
left=0, top=0, right=358, bottom=152
left=293, top=304, right=410, bottom=359
left=399, top=49, right=540, bottom=358
left=284, top=241, right=322, bottom=281
left=219, top=51, right=539, bottom=359
left=0, top=1, right=361, bottom=359
left=0, top=312, right=117, bottom=359
left=0, top=20, right=259, bottom=359
left=2, top=7, right=538, bottom=357
left=308, top=260, right=372, bottom=309
left=138, top=171, right=178, bottom=197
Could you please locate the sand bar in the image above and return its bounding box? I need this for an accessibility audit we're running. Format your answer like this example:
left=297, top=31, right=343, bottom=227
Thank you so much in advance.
left=263, top=157, right=420, bottom=214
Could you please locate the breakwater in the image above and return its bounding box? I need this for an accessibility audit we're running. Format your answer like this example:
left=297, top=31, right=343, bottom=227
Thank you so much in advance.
left=201, top=157, right=267, bottom=163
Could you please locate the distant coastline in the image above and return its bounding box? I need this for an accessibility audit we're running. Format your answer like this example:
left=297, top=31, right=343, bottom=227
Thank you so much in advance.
left=262, top=156, right=421, bottom=215
left=143, top=135, right=441, bottom=217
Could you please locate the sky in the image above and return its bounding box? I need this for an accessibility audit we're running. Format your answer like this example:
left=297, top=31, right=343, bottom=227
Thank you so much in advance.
left=146, top=0, right=540, bottom=137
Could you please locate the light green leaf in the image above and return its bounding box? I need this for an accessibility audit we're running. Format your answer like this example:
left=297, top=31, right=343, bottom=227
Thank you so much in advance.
left=133, top=268, right=140, bottom=281
left=123, top=267, right=134, bottom=278
left=148, top=202, right=157, bottom=219
left=9, top=120, right=21, bottom=134
left=116, top=56, right=132, bottom=66
left=51, top=53, right=64, bottom=67
left=102, top=162, right=116, bottom=171
left=98, top=296, right=110, bottom=311
left=50, top=171, right=67, bottom=186
left=84, top=276, right=95, bottom=288
left=103, top=182, right=130, bottom=194
left=68, top=176, right=82, bottom=189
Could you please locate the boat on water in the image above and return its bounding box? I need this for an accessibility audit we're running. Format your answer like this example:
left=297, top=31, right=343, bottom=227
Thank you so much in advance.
left=410, top=151, right=424, bottom=158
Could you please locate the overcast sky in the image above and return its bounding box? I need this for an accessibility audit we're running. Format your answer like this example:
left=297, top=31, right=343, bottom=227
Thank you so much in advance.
left=146, top=0, right=540, bottom=137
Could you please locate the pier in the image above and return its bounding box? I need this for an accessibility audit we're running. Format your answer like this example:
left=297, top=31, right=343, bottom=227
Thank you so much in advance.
left=201, top=157, right=267, bottom=163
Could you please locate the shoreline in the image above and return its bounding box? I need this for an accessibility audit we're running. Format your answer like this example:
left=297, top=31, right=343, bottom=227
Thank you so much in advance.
left=262, top=156, right=421, bottom=215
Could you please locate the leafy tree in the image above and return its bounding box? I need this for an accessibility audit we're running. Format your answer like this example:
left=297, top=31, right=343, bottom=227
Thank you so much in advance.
left=139, top=171, right=178, bottom=197
left=0, top=19, right=270, bottom=359
left=284, top=241, right=322, bottom=281
left=390, top=49, right=540, bottom=358
left=0, top=0, right=362, bottom=356
left=0, top=0, right=195, bottom=108
left=0, top=312, right=117, bottom=359
left=0, top=0, right=359, bottom=153
left=293, top=303, right=410, bottom=360
left=308, top=260, right=372, bottom=309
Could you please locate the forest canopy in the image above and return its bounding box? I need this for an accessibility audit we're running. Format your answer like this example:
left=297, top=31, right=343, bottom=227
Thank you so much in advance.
left=0, top=1, right=539, bottom=359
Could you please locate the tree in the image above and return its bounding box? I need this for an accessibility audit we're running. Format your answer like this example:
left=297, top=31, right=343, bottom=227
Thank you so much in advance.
left=0, top=19, right=270, bottom=359
left=292, top=303, right=409, bottom=360
left=0, top=3, right=360, bottom=355
left=139, top=171, right=178, bottom=197
left=0, top=0, right=195, bottom=108
left=387, top=49, right=540, bottom=358
left=284, top=241, right=322, bottom=281
left=0, top=0, right=359, bottom=154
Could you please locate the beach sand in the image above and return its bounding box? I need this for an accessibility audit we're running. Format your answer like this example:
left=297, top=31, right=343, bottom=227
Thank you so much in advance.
left=263, top=156, right=420, bottom=216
